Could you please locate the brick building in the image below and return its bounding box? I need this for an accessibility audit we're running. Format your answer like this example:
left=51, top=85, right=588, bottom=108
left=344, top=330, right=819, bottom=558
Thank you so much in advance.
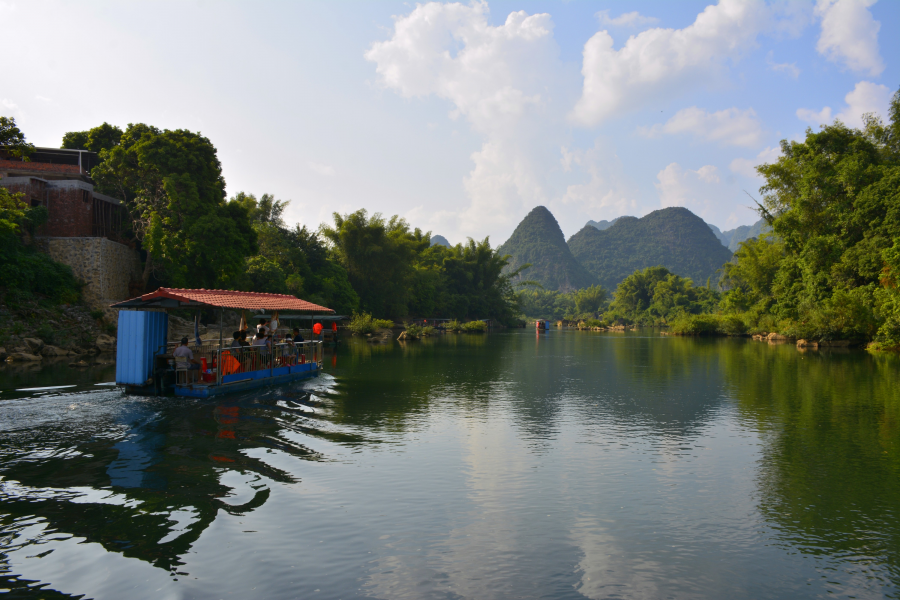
left=0, top=148, right=141, bottom=318
left=0, top=147, right=126, bottom=240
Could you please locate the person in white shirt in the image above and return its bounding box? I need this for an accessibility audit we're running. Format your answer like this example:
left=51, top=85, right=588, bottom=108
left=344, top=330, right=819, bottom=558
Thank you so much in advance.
left=173, top=337, right=202, bottom=383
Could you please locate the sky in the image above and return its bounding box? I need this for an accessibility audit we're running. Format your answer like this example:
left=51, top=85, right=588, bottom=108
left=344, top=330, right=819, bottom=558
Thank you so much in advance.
left=2, top=0, right=898, bottom=246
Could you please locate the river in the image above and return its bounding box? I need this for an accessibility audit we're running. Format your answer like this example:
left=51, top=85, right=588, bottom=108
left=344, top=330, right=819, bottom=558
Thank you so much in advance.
left=1, top=330, right=899, bottom=599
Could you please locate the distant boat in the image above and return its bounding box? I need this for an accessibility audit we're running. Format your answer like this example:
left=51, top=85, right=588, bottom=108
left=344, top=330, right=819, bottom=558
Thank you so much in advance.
left=112, top=288, right=334, bottom=398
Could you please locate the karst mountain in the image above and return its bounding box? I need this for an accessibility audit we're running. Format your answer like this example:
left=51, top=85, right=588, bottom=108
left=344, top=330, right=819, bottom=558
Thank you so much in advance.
left=497, top=206, right=597, bottom=292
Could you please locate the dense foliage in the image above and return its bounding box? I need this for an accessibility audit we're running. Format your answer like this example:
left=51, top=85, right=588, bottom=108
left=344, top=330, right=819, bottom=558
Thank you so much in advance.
left=604, top=266, right=720, bottom=325
left=517, top=284, right=608, bottom=321
left=229, top=192, right=359, bottom=314
left=324, top=210, right=521, bottom=322
left=716, top=86, right=900, bottom=346
left=67, top=123, right=257, bottom=289
left=498, top=206, right=597, bottom=292
left=568, top=207, right=733, bottom=291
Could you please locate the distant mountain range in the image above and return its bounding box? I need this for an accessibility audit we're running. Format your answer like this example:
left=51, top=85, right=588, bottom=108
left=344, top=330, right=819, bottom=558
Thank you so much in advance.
left=590, top=215, right=768, bottom=252
left=497, top=206, right=597, bottom=292
left=568, top=207, right=734, bottom=290
left=498, top=206, right=743, bottom=292
left=707, top=219, right=770, bottom=252
left=585, top=217, right=621, bottom=231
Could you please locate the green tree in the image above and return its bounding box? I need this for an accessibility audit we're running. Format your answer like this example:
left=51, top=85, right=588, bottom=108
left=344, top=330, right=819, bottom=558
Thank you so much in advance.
left=92, top=124, right=256, bottom=289
left=0, top=116, right=34, bottom=160
left=61, top=122, right=123, bottom=159
left=574, top=285, right=608, bottom=316
left=321, top=210, right=429, bottom=319
left=745, top=84, right=900, bottom=341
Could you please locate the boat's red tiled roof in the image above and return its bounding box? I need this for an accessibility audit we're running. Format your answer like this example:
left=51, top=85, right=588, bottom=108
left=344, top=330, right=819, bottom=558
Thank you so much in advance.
left=0, top=159, right=82, bottom=175
left=135, top=287, right=335, bottom=313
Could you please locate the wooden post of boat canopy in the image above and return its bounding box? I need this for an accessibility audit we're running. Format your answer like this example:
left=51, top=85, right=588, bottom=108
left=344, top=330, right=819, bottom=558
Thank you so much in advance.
left=218, top=308, right=223, bottom=349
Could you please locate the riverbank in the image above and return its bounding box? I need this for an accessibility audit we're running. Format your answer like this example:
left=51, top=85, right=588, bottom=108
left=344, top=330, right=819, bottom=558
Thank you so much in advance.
left=0, top=298, right=117, bottom=362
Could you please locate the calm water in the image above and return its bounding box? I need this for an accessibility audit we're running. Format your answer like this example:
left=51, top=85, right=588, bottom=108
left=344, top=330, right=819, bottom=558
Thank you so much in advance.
left=1, top=331, right=899, bottom=599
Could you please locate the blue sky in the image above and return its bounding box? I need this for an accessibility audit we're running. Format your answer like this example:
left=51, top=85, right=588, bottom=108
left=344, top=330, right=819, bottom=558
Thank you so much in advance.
left=2, top=0, right=897, bottom=245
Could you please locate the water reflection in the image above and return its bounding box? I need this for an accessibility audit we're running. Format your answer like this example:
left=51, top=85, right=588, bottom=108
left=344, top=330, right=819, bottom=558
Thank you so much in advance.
left=726, top=345, right=900, bottom=588
left=1, top=331, right=899, bottom=598
left=0, top=380, right=355, bottom=594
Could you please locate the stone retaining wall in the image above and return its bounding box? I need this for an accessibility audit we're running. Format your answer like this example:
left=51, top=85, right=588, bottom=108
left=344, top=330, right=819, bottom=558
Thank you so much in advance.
left=37, top=237, right=142, bottom=322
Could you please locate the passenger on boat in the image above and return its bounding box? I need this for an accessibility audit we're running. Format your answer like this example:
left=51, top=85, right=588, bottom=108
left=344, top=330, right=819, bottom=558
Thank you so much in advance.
left=230, top=331, right=242, bottom=349
left=258, top=319, right=270, bottom=336
left=239, top=331, right=250, bottom=347
left=292, top=327, right=304, bottom=343
left=173, top=337, right=202, bottom=382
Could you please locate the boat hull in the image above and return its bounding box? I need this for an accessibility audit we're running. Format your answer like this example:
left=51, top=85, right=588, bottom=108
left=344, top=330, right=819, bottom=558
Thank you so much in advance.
left=173, top=362, right=320, bottom=398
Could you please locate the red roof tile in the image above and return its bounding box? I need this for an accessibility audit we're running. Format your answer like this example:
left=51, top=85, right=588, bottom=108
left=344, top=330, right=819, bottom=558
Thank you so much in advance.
left=125, top=287, right=335, bottom=313
left=0, top=159, right=82, bottom=175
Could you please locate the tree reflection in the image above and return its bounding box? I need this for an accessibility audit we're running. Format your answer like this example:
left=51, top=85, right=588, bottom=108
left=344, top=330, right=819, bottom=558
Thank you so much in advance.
left=0, top=385, right=362, bottom=580
left=725, top=345, right=900, bottom=581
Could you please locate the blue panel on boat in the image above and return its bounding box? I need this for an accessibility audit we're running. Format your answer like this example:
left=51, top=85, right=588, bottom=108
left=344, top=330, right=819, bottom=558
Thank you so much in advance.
left=273, top=366, right=290, bottom=377
left=116, top=311, right=169, bottom=385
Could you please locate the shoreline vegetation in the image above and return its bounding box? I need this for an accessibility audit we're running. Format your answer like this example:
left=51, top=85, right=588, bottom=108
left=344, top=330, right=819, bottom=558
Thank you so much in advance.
left=3, top=85, right=900, bottom=356
left=520, top=86, right=900, bottom=354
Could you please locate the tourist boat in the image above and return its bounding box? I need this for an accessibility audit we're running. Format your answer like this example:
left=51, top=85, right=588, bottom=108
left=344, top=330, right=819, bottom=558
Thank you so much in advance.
left=111, top=288, right=334, bottom=398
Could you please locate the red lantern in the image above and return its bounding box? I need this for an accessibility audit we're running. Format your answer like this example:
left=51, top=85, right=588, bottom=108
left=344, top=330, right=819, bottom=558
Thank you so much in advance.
left=332, top=322, right=338, bottom=332
left=313, top=323, right=323, bottom=335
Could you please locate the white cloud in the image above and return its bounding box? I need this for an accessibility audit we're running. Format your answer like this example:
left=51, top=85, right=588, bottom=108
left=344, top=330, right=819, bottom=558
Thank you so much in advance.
left=815, top=0, right=884, bottom=76
left=796, top=106, right=833, bottom=126
left=573, top=0, right=803, bottom=126
left=366, top=1, right=567, bottom=239
left=655, top=162, right=741, bottom=226
left=766, top=51, right=800, bottom=78
left=35, top=95, right=52, bottom=103
left=797, top=80, right=891, bottom=128
left=639, top=106, right=764, bottom=147
left=554, top=139, right=639, bottom=220
left=365, top=1, right=554, bottom=135
left=596, top=10, right=659, bottom=28
left=0, top=1, right=16, bottom=11
left=729, top=146, right=781, bottom=179
left=308, top=161, right=335, bottom=177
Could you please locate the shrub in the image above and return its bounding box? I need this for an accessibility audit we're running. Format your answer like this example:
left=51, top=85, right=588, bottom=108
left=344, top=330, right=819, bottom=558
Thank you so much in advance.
left=405, top=324, right=423, bottom=338
left=718, top=314, right=747, bottom=336
left=421, top=325, right=436, bottom=336
left=373, top=318, right=394, bottom=329
left=89, top=309, right=105, bottom=320
left=669, top=313, right=720, bottom=335
left=582, top=318, right=605, bottom=328
left=445, top=319, right=462, bottom=332
left=461, top=320, right=488, bottom=332
left=348, top=311, right=378, bottom=335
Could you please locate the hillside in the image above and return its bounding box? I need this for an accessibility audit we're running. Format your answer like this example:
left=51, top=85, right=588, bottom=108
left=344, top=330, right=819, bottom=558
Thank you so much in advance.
left=708, top=219, right=770, bottom=252
left=498, top=206, right=597, bottom=292
left=567, top=207, right=733, bottom=290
